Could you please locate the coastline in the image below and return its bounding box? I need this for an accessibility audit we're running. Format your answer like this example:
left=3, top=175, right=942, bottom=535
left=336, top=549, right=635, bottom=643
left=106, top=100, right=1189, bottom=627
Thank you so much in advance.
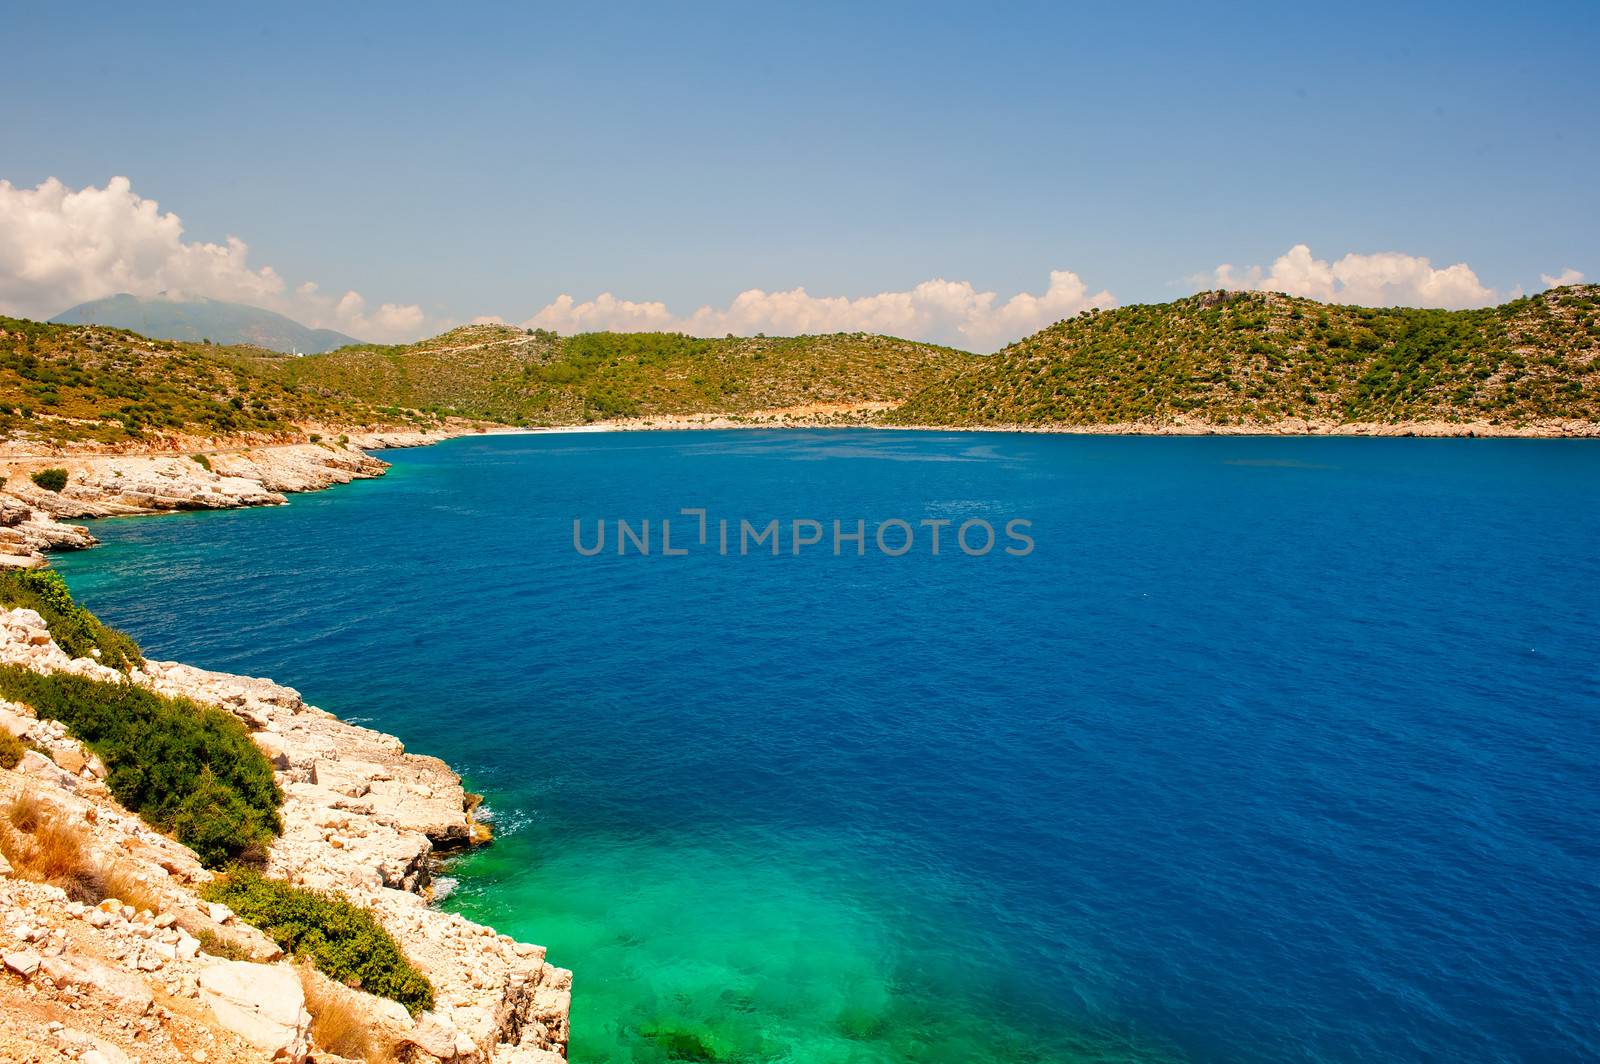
left=1, top=408, right=1594, bottom=1055
left=0, top=613, right=572, bottom=1062
left=0, top=424, right=571, bottom=1062
left=3, top=412, right=1593, bottom=1060
left=5, top=405, right=1590, bottom=574
left=0, top=426, right=503, bottom=568
left=560, top=406, right=1600, bottom=438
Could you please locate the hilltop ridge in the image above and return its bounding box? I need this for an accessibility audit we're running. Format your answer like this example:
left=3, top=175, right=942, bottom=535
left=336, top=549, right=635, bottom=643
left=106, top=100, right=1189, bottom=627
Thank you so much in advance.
left=889, top=285, right=1600, bottom=431
left=266, top=326, right=976, bottom=425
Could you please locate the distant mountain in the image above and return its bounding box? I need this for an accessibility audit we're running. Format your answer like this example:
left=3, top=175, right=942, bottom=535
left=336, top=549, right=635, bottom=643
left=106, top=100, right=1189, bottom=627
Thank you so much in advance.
left=50, top=293, right=362, bottom=354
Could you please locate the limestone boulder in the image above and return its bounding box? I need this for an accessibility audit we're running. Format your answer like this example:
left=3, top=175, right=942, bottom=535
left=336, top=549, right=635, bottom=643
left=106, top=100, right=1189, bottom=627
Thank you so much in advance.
left=198, top=960, right=311, bottom=1060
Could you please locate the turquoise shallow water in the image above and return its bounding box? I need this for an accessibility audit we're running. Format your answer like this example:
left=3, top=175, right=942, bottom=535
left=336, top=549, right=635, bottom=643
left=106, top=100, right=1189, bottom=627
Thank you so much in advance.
left=54, top=431, right=1600, bottom=1062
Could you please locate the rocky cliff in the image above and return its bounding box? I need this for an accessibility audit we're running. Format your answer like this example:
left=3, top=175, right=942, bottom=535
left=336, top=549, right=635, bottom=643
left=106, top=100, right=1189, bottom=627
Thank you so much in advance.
left=0, top=604, right=570, bottom=1063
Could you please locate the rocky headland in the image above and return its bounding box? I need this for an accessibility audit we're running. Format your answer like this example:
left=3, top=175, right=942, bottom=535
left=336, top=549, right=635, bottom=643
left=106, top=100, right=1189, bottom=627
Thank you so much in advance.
left=0, top=430, right=449, bottom=569
left=0, top=426, right=570, bottom=1063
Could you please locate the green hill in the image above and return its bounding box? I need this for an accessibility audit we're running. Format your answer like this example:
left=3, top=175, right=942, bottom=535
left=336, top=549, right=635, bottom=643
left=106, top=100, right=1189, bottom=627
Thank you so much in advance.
left=0, top=316, right=390, bottom=445
left=0, top=316, right=972, bottom=444
left=268, top=325, right=976, bottom=424
left=51, top=294, right=361, bottom=354
left=889, top=285, right=1600, bottom=429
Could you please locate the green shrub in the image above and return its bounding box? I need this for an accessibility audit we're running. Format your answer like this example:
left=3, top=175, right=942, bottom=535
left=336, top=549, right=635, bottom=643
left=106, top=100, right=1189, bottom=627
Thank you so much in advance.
left=0, top=569, right=142, bottom=670
left=202, top=867, right=434, bottom=1014
left=0, top=727, right=22, bottom=769
left=0, top=666, right=281, bottom=866
left=30, top=468, right=68, bottom=492
left=190, top=453, right=212, bottom=471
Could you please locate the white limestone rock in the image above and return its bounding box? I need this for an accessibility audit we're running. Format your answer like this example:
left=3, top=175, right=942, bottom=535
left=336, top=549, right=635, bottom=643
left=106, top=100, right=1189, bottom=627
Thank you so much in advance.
left=197, top=960, right=311, bottom=1060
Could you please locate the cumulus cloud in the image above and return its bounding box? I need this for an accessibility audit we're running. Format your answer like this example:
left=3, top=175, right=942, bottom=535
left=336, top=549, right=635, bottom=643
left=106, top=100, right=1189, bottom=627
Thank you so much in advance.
left=0, top=176, right=433, bottom=342
left=1212, top=244, right=1498, bottom=309
left=520, top=271, right=1116, bottom=351
left=1541, top=267, right=1585, bottom=289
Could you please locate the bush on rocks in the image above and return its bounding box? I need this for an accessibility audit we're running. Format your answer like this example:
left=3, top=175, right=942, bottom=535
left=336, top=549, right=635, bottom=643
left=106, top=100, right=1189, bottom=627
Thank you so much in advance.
left=0, top=666, right=281, bottom=867
left=29, top=468, right=68, bottom=492
left=202, top=867, right=435, bottom=1014
left=0, top=568, right=142, bottom=670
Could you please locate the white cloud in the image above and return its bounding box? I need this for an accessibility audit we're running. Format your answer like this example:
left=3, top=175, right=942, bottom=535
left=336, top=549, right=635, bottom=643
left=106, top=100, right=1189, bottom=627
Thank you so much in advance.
left=1212, top=244, right=1497, bottom=309
left=1540, top=267, right=1585, bottom=289
left=0, top=176, right=433, bottom=342
left=520, top=270, right=1116, bottom=351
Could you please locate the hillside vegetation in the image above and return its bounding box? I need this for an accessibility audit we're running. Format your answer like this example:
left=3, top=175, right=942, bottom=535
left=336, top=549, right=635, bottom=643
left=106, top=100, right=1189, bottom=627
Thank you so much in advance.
left=0, top=317, right=397, bottom=446
left=7, top=286, right=1598, bottom=444
left=268, top=325, right=975, bottom=424
left=890, top=286, right=1600, bottom=428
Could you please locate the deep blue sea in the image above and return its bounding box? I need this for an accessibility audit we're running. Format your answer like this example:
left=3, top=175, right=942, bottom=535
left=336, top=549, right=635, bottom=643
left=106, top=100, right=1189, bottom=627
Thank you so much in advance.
left=55, top=431, right=1600, bottom=1063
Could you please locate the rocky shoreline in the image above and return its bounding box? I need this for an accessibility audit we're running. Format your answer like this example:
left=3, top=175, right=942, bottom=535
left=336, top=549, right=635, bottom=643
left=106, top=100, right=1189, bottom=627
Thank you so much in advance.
left=577, top=408, right=1600, bottom=437
left=0, top=430, right=455, bottom=569
left=0, top=426, right=570, bottom=1063
left=884, top=416, right=1600, bottom=438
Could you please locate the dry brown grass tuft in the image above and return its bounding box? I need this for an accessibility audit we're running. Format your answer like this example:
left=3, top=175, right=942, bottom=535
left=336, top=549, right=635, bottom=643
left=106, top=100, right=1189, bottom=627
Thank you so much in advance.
left=99, top=861, right=165, bottom=915
left=0, top=727, right=22, bottom=770
left=301, top=967, right=387, bottom=1061
left=0, top=791, right=132, bottom=904
left=6, top=789, right=44, bottom=832
left=1, top=791, right=95, bottom=899
left=27, top=815, right=88, bottom=884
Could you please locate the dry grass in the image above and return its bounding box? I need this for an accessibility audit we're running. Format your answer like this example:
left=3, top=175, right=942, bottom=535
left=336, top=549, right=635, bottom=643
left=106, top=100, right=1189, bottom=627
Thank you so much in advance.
left=99, top=861, right=165, bottom=915
left=0, top=790, right=157, bottom=906
left=5, top=788, right=44, bottom=832
left=300, top=967, right=393, bottom=1062
left=26, top=816, right=88, bottom=886
left=0, top=791, right=97, bottom=899
left=0, top=727, right=22, bottom=770
left=194, top=929, right=254, bottom=962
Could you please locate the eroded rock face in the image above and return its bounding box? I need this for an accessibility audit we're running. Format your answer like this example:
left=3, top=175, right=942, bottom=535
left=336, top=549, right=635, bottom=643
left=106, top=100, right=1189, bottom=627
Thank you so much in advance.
left=39, top=953, right=156, bottom=1013
left=0, top=495, right=96, bottom=568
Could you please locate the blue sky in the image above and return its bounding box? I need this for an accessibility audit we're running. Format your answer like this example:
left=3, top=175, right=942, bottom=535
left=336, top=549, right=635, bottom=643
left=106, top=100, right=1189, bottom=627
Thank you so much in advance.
left=2, top=1, right=1595, bottom=346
